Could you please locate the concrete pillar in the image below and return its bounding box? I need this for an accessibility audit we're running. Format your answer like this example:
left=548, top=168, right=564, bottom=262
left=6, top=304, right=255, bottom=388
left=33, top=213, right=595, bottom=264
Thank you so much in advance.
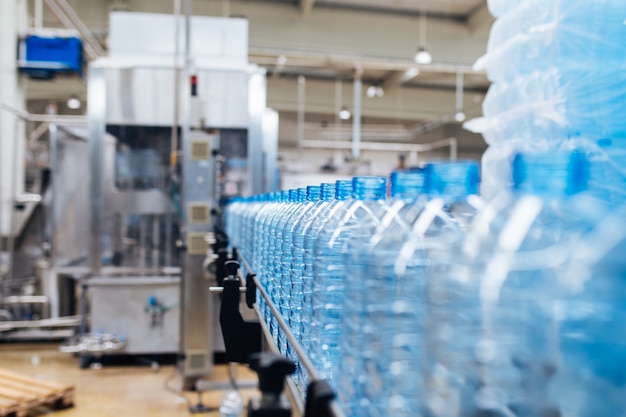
left=0, top=0, right=27, bottom=237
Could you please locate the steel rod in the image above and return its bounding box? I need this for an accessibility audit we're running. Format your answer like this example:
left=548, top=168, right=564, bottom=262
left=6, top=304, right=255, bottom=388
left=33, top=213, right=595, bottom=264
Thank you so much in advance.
left=238, top=255, right=319, bottom=381
left=254, top=304, right=305, bottom=417
left=209, top=286, right=247, bottom=294
left=238, top=252, right=347, bottom=417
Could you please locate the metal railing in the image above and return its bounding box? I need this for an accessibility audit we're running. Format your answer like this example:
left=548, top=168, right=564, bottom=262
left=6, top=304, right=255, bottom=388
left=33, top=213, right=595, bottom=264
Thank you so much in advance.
left=236, top=253, right=347, bottom=417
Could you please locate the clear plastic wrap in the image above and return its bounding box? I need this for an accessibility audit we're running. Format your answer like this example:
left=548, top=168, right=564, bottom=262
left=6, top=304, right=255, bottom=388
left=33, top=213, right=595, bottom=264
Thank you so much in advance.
left=471, top=68, right=626, bottom=144
left=477, top=0, right=626, bottom=82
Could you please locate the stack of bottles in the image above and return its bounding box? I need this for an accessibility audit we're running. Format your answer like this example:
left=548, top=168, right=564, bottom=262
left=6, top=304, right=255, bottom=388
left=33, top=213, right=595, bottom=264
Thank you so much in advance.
left=465, top=0, right=626, bottom=206
left=224, top=153, right=626, bottom=417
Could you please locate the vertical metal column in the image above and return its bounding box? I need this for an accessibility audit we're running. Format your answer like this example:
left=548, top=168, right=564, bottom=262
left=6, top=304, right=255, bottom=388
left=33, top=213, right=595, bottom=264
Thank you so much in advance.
left=352, top=74, right=362, bottom=160
left=455, top=68, right=465, bottom=124
left=0, top=0, right=26, bottom=238
left=262, top=109, right=279, bottom=193
left=248, top=69, right=267, bottom=195
left=88, top=66, right=107, bottom=274
left=296, top=75, right=305, bottom=153
left=178, top=0, right=215, bottom=389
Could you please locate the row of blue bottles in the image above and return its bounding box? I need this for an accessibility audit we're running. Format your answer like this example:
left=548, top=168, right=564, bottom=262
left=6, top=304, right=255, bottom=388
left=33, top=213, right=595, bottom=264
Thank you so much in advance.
left=337, top=162, right=481, bottom=417
left=274, top=188, right=308, bottom=354
left=419, top=151, right=626, bottom=417
left=282, top=186, right=323, bottom=372
left=311, top=176, right=388, bottom=387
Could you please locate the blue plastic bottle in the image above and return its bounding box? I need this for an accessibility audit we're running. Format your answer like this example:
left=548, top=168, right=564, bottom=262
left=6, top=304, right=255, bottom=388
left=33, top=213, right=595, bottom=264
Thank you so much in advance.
left=251, top=192, right=281, bottom=315
left=311, top=176, right=387, bottom=387
left=349, top=162, right=480, bottom=417
left=265, top=190, right=292, bottom=342
left=425, top=152, right=602, bottom=417
left=301, top=180, right=351, bottom=367
left=552, top=206, right=626, bottom=417
left=337, top=169, right=427, bottom=416
left=276, top=188, right=307, bottom=352
left=277, top=186, right=322, bottom=372
left=471, top=152, right=604, bottom=417
left=290, top=183, right=334, bottom=387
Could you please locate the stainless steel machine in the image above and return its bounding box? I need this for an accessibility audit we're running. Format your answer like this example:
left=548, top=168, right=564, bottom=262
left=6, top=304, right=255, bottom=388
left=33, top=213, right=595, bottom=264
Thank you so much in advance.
left=79, top=11, right=278, bottom=387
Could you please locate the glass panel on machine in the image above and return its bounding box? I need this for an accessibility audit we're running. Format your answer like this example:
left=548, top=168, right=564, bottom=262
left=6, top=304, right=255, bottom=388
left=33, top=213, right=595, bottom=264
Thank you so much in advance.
left=103, top=125, right=179, bottom=268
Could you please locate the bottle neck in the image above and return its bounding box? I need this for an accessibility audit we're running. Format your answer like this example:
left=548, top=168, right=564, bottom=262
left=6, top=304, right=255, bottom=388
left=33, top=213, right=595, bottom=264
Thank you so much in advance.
left=353, top=176, right=387, bottom=201
left=391, top=170, right=426, bottom=200
left=426, top=161, right=479, bottom=201
left=335, top=180, right=353, bottom=201
left=513, top=151, right=588, bottom=197
left=320, top=183, right=336, bottom=201
left=307, top=186, right=321, bottom=202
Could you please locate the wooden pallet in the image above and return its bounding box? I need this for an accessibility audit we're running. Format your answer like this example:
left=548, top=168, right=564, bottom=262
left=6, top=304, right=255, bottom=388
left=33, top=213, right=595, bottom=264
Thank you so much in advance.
left=0, top=368, right=74, bottom=417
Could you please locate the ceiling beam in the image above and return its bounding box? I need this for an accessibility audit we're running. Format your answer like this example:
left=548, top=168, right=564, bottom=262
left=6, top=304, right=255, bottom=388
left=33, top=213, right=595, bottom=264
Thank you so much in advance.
left=467, top=3, right=494, bottom=34
left=381, top=68, right=421, bottom=92
left=300, top=0, right=316, bottom=16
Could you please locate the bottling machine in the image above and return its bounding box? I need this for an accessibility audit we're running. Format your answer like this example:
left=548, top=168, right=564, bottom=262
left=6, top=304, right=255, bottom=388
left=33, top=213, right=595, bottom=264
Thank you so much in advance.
left=1, top=11, right=278, bottom=391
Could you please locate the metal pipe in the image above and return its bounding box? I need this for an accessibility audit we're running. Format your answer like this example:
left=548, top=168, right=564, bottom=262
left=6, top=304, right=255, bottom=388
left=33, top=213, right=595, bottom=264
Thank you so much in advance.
left=1, top=103, right=87, bottom=124
left=171, top=0, right=181, bottom=176
left=48, top=122, right=58, bottom=264
left=3, top=295, right=49, bottom=304
left=301, top=137, right=458, bottom=159
left=88, top=67, right=107, bottom=274
left=208, top=286, right=246, bottom=293
left=44, top=0, right=105, bottom=60
left=152, top=215, right=159, bottom=267
left=139, top=215, right=147, bottom=268
left=253, top=304, right=306, bottom=416
left=5, top=118, right=22, bottom=286
left=164, top=213, right=173, bottom=266
left=352, top=74, right=362, bottom=160
left=297, top=75, right=305, bottom=153
left=28, top=121, right=49, bottom=147
left=334, top=79, right=343, bottom=166
left=248, top=50, right=485, bottom=76
left=455, top=68, right=464, bottom=119
left=238, top=256, right=318, bottom=381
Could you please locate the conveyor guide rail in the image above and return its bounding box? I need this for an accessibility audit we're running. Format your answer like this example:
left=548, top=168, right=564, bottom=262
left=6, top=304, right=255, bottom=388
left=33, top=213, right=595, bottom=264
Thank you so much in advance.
left=235, top=252, right=346, bottom=417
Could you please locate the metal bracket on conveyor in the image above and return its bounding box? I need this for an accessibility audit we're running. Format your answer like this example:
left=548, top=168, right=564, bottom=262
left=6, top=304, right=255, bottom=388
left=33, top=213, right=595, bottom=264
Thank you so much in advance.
left=207, top=259, right=262, bottom=364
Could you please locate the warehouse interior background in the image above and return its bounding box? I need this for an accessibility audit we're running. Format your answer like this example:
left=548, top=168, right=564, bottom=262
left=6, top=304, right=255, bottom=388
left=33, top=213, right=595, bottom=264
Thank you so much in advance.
left=20, top=0, right=492, bottom=178
left=0, top=1, right=495, bottom=416
left=2, top=1, right=626, bottom=417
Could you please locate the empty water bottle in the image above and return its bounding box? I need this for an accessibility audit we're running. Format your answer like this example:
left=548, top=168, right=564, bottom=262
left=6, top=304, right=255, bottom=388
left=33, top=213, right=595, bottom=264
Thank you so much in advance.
left=311, top=176, right=387, bottom=388
left=338, top=169, right=427, bottom=416
left=552, top=206, right=626, bottom=417
left=301, top=180, right=352, bottom=368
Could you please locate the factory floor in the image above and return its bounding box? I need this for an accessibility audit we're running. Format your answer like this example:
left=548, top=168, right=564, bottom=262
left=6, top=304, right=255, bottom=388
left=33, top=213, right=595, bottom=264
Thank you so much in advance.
left=0, top=343, right=258, bottom=417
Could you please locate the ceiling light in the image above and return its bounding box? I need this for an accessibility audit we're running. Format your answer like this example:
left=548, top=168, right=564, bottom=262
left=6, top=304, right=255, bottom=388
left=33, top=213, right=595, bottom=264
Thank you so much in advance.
left=454, top=112, right=466, bottom=122
left=338, top=106, right=351, bottom=120
left=367, top=85, right=378, bottom=98
left=414, top=47, right=433, bottom=65
left=66, top=96, right=81, bottom=109
left=366, top=85, right=385, bottom=98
